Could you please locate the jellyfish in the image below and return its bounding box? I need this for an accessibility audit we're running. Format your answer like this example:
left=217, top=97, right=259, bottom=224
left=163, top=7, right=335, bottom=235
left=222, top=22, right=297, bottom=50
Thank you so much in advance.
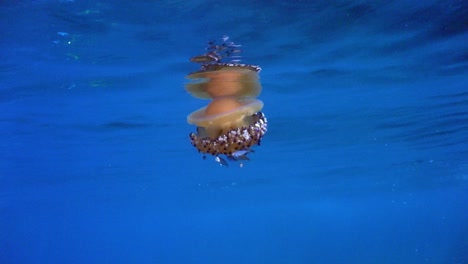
left=185, top=37, right=268, bottom=166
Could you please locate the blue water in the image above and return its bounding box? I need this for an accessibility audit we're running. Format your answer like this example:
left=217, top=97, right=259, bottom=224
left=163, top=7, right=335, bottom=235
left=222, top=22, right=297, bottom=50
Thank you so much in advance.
left=1, top=1, right=467, bottom=263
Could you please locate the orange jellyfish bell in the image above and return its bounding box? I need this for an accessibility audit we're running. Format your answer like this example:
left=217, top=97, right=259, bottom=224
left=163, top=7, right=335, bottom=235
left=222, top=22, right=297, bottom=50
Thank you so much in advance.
left=185, top=36, right=268, bottom=166
left=188, top=98, right=265, bottom=142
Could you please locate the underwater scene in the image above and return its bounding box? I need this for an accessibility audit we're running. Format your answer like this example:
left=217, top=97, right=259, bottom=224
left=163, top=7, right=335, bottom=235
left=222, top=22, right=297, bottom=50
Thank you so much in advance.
left=1, top=0, right=467, bottom=263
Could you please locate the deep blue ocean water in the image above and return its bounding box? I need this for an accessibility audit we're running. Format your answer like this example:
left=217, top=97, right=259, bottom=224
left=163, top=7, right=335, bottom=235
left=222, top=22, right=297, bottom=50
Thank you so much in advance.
left=1, top=1, right=467, bottom=263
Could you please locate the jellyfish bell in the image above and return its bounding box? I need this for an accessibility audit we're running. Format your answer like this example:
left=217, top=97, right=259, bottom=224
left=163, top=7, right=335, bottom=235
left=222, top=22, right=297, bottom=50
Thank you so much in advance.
left=185, top=66, right=261, bottom=99
left=187, top=98, right=263, bottom=138
left=189, top=111, right=267, bottom=157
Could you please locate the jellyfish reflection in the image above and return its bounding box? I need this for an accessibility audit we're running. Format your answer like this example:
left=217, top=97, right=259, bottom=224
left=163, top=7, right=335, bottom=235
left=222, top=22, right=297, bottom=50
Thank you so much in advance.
left=185, top=37, right=267, bottom=166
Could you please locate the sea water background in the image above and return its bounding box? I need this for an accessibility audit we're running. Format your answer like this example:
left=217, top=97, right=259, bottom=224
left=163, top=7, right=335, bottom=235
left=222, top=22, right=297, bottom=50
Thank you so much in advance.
left=0, top=1, right=467, bottom=263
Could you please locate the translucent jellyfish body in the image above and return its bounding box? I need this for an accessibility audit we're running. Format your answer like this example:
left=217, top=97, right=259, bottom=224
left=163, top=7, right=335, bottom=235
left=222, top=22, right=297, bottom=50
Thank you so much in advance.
left=185, top=37, right=268, bottom=164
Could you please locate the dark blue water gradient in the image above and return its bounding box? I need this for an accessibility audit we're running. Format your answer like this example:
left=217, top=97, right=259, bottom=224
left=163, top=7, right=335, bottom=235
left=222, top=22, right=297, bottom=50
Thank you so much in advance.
left=1, top=1, right=467, bottom=263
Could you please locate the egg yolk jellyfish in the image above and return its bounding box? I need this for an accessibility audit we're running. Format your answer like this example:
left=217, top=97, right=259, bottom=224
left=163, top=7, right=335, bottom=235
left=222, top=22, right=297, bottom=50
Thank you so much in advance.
left=185, top=36, right=267, bottom=167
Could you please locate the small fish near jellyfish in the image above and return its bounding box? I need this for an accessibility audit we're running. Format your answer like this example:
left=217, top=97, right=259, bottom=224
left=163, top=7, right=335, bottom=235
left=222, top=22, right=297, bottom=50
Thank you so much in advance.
left=185, top=36, right=268, bottom=167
